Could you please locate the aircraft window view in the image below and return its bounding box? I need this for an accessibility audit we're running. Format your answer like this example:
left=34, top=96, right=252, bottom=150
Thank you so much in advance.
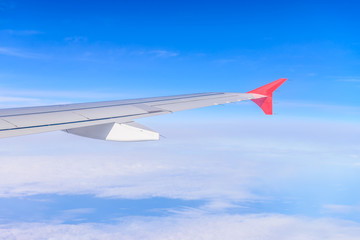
left=0, top=0, right=359, bottom=239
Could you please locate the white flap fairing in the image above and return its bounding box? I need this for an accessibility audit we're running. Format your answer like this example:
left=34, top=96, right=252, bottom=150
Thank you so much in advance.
left=64, top=121, right=159, bottom=142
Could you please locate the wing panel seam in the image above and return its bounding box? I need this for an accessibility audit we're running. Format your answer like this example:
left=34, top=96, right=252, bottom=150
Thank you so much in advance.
left=0, top=112, right=161, bottom=132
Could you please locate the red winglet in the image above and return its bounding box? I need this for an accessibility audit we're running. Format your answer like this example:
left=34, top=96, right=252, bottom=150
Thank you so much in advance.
left=247, top=78, right=287, bottom=115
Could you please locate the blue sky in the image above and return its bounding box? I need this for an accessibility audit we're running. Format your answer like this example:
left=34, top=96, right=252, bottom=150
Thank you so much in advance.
left=1, top=0, right=360, bottom=239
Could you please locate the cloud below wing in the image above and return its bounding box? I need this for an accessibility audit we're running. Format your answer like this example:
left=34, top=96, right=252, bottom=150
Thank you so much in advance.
left=2, top=214, right=360, bottom=240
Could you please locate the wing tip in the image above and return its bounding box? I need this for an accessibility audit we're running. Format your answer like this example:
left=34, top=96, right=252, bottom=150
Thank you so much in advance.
left=248, top=78, right=287, bottom=115
left=247, top=78, right=287, bottom=97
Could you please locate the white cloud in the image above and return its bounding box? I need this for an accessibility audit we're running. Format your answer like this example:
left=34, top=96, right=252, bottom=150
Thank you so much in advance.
left=338, top=79, right=360, bottom=83
left=0, top=47, right=45, bottom=59
left=64, top=36, right=88, bottom=43
left=213, top=58, right=237, bottom=65
left=0, top=88, right=138, bottom=108
left=1, top=30, right=42, bottom=36
left=149, top=50, right=179, bottom=58
left=334, top=76, right=360, bottom=83
left=1, top=214, right=360, bottom=240
left=0, top=96, right=39, bottom=103
left=0, top=141, right=259, bottom=200
left=0, top=117, right=359, bottom=202
left=131, top=49, right=179, bottom=58
left=280, top=100, right=360, bottom=114
left=323, top=204, right=360, bottom=214
left=0, top=113, right=359, bottom=239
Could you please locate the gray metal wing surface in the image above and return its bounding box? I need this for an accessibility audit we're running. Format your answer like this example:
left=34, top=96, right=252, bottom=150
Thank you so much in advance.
left=0, top=78, right=287, bottom=141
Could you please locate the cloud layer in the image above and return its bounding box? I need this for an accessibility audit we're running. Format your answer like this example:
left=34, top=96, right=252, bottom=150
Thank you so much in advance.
left=0, top=116, right=360, bottom=239
left=1, top=214, right=360, bottom=240
left=0, top=117, right=359, bottom=203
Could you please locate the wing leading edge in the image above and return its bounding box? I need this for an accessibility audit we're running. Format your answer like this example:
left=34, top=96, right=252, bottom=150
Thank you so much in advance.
left=0, top=79, right=287, bottom=141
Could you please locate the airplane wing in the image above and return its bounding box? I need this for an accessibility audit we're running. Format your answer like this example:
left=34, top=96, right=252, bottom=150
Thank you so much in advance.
left=0, top=78, right=287, bottom=141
